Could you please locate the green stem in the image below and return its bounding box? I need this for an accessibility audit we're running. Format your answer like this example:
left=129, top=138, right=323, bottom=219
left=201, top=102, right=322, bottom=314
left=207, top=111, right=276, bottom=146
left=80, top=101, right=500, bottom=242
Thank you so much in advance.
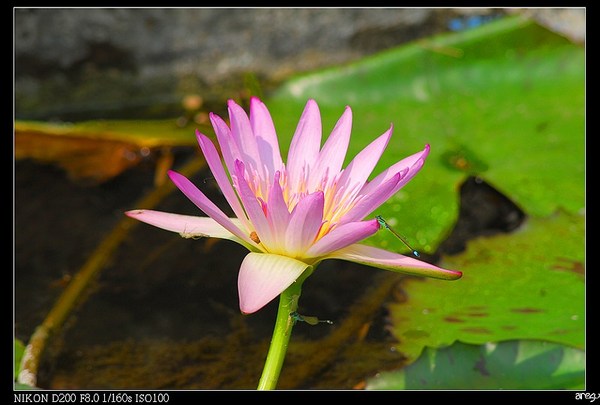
left=257, top=271, right=311, bottom=390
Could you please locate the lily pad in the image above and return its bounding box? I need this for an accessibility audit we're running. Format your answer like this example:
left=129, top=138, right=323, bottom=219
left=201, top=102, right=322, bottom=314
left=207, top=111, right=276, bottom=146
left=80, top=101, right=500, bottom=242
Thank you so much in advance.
left=266, top=15, right=585, bottom=252
left=366, top=340, right=585, bottom=390
left=386, top=211, right=584, bottom=362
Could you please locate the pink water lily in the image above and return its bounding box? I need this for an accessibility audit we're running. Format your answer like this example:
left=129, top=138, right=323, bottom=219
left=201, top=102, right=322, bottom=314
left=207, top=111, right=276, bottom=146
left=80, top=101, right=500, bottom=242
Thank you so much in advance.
left=126, top=97, right=461, bottom=314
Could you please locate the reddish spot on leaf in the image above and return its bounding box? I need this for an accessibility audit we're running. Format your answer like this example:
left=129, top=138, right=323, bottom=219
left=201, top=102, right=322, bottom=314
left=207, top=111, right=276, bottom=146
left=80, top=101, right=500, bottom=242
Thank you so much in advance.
left=510, top=307, right=545, bottom=314
left=551, top=257, right=585, bottom=279
left=444, top=316, right=465, bottom=323
left=466, top=312, right=488, bottom=317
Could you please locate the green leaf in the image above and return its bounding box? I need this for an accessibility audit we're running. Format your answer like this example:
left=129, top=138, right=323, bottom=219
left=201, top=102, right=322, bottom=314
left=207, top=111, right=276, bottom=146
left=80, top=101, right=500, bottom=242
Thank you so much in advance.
left=266, top=15, right=584, bottom=252
left=386, top=211, right=584, bottom=362
left=15, top=339, right=25, bottom=381
left=366, top=340, right=585, bottom=390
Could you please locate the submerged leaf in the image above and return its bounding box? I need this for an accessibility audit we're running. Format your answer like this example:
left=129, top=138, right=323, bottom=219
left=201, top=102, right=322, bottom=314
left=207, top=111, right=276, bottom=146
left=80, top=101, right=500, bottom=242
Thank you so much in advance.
left=366, top=340, right=585, bottom=390
left=15, top=120, right=203, bottom=184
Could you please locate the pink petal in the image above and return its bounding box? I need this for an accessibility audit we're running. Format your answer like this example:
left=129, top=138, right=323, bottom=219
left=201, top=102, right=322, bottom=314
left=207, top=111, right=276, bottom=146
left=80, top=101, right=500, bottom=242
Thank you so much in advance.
left=233, top=160, right=274, bottom=248
left=305, top=219, right=379, bottom=258
left=266, top=172, right=291, bottom=251
left=387, top=153, right=426, bottom=196
left=196, top=131, right=252, bottom=230
left=124, top=209, right=248, bottom=245
left=308, top=105, right=352, bottom=191
left=228, top=100, right=262, bottom=176
left=238, top=252, right=311, bottom=314
left=360, top=144, right=430, bottom=197
left=338, top=171, right=404, bottom=225
left=167, top=170, right=254, bottom=246
left=210, top=112, right=240, bottom=176
left=250, top=96, right=284, bottom=177
left=285, top=191, right=325, bottom=254
left=335, top=126, right=393, bottom=200
left=286, top=99, right=322, bottom=191
left=324, top=243, right=462, bottom=280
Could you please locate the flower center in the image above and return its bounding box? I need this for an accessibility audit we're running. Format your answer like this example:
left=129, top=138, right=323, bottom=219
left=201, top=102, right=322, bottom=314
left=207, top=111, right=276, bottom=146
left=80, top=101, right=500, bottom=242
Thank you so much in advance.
left=280, top=166, right=362, bottom=237
left=237, top=161, right=365, bottom=251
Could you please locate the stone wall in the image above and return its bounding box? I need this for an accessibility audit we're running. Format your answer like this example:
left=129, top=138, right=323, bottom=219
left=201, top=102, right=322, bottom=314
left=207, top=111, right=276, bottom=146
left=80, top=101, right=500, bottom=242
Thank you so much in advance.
left=14, top=8, right=583, bottom=120
left=13, top=8, right=471, bottom=120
